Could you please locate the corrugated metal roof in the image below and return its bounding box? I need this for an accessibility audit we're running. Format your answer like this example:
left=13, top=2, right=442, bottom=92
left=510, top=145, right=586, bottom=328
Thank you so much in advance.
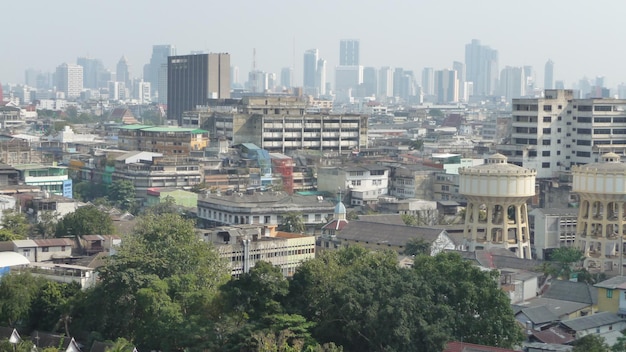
left=12, top=239, right=37, bottom=248
left=561, top=311, right=624, bottom=331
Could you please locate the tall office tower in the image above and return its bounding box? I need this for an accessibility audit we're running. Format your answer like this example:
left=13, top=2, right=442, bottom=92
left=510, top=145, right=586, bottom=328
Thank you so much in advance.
left=303, top=49, right=319, bottom=95
left=339, top=39, right=360, bottom=66
left=167, top=53, right=230, bottom=125
left=452, top=61, right=466, bottom=102
left=230, top=66, right=240, bottom=87
left=555, top=81, right=565, bottom=89
left=146, top=45, right=176, bottom=99
left=499, top=66, right=525, bottom=101
left=378, top=66, right=393, bottom=98
left=362, top=67, right=377, bottom=97
left=116, top=56, right=131, bottom=88
left=25, top=69, right=39, bottom=87
left=55, top=63, right=83, bottom=99
left=421, top=67, right=435, bottom=96
left=434, top=69, right=459, bottom=103
left=523, top=65, right=534, bottom=93
left=77, top=57, right=106, bottom=89
left=316, top=58, right=327, bottom=95
left=544, top=60, right=554, bottom=89
left=578, top=77, right=591, bottom=98
left=335, top=66, right=363, bottom=93
left=280, top=67, right=292, bottom=88
left=464, top=39, right=499, bottom=97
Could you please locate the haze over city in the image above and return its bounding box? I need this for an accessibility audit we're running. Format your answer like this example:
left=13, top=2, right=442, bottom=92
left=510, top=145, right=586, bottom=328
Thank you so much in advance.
left=3, top=0, right=626, bottom=88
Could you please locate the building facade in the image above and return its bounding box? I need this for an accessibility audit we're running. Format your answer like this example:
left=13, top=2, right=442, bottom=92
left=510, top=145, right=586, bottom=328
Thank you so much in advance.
left=167, top=53, right=230, bottom=124
left=117, top=125, right=209, bottom=156
left=317, top=165, right=389, bottom=206
left=529, top=208, right=578, bottom=260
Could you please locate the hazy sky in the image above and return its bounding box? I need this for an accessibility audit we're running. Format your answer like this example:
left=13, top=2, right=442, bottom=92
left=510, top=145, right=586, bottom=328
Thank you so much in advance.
left=3, top=0, right=625, bottom=88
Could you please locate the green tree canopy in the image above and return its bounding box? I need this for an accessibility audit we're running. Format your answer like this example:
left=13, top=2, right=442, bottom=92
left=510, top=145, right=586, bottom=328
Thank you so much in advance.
left=550, top=247, right=585, bottom=279
left=403, top=238, right=431, bottom=256
left=278, top=212, right=306, bottom=233
left=573, top=334, right=610, bottom=352
left=55, top=205, right=114, bottom=238
left=1, top=210, right=30, bottom=239
left=107, top=180, right=136, bottom=212
left=0, top=272, right=44, bottom=327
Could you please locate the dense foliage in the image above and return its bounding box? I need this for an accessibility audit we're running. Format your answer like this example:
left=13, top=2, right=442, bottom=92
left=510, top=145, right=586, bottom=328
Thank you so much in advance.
left=0, top=211, right=524, bottom=351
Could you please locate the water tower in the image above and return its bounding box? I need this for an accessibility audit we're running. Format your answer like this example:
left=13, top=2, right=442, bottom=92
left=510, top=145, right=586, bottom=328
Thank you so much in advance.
left=459, top=154, right=536, bottom=258
left=573, top=152, right=626, bottom=272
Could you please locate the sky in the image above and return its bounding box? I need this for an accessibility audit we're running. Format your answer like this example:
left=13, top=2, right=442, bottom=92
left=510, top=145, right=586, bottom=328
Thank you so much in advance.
left=2, top=0, right=626, bottom=89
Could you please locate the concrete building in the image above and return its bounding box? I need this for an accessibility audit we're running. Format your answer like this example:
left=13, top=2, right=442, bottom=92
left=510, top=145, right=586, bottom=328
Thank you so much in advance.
left=199, top=97, right=368, bottom=154
left=573, top=153, right=626, bottom=272
left=317, top=165, right=389, bottom=206
left=459, top=154, right=536, bottom=258
left=76, top=57, right=105, bottom=89
left=116, top=56, right=131, bottom=88
left=144, top=44, right=176, bottom=102
left=464, top=39, right=498, bottom=97
left=8, top=239, right=74, bottom=263
left=117, top=125, right=209, bottom=156
left=421, top=67, right=435, bottom=96
left=544, top=60, right=554, bottom=89
left=202, top=224, right=315, bottom=277
left=167, top=53, right=230, bottom=124
left=529, top=208, right=578, bottom=260
left=499, top=66, right=525, bottom=101
left=378, top=66, right=393, bottom=98
left=339, top=39, right=359, bottom=66
left=13, top=164, right=72, bottom=197
left=434, top=68, right=459, bottom=103
left=197, top=191, right=335, bottom=232
left=55, top=63, right=83, bottom=99
left=0, top=106, right=24, bottom=130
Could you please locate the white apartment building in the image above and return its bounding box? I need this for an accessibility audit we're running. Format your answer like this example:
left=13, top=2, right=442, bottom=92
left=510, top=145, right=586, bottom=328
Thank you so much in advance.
left=498, top=89, right=626, bottom=179
left=529, top=208, right=578, bottom=260
left=317, top=165, right=389, bottom=205
left=55, top=63, right=83, bottom=99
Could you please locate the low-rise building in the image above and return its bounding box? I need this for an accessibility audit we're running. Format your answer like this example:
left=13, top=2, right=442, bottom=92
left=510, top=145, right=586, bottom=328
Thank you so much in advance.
left=317, top=165, right=389, bottom=206
left=117, top=125, right=210, bottom=156
left=7, top=238, right=74, bottom=263
left=561, top=311, right=626, bottom=340
left=28, top=262, right=97, bottom=289
left=197, top=190, right=335, bottom=233
left=146, top=188, right=198, bottom=208
left=201, top=224, right=315, bottom=277
left=529, top=208, right=578, bottom=260
left=595, top=276, right=626, bottom=315
left=13, top=164, right=72, bottom=197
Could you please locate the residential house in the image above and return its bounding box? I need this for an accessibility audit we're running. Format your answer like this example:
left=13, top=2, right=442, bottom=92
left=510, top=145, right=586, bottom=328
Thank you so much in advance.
left=8, top=239, right=74, bottom=263
left=594, top=276, right=626, bottom=315
left=13, top=164, right=72, bottom=197
left=560, top=311, right=626, bottom=339
left=501, top=269, right=541, bottom=304
left=514, top=297, right=593, bottom=321
left=542, top=280, right=598, bottom=313
left=388, top=164, right=439, bottom=200
left=117, top=124, right=210, bottom=156
left=443, top=341, right=518, bottom=352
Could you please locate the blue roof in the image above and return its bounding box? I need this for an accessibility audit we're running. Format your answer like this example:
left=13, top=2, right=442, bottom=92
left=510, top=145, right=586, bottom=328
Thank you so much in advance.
left=335, top=201, right=346, bottom=214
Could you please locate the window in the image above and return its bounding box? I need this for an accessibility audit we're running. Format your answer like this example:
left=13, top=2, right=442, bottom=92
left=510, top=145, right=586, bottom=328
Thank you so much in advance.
left=543, top=105, right=552, bottom=112
left=607, top=289, right=614, bottom=298
left=543, top=116, right=552, bottom=122
left=542, top=151, right=550, bottom=156
left=543, top=128, right=551, bottom=134
left=42, top=247, right=49, bottom=252
left=578, top=117, right=592, bottom=123
left=528, top=151, right=537, bottom=157
left=542, top=162, right=550, bottom=168
left=351, top=180, right=361, bottom=186
left=542, top=140, right=551, bottom=145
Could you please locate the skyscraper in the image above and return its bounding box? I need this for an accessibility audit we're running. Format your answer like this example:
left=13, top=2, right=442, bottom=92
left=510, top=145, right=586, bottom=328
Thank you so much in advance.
left=362, top=67, right=377, bottom=97
left=116, top=56, right=131, bottom=87
left=421, top=67, right=435, bottom=96
left=280, top=67, right=292, bottom=89
left=145, top=44, right=176, bottom=100
left=544, top=60, right=554, bottom=89
left=434, top=69, right=459, bottom=103
left=316, top=58, right=327, bottom=96
left=77, top=57, right=105, bottom=89
left=167, top=53, right=230, bottom=125
left=339, top=39, right=360, bottom=66
left=452, top=61, right=466, bottom=102
left=55, top=63, right=83, bottom=99
left=498, top=66, right=525, bottom=101
left=464, top=39, right=498, bottom=97
left=378, top=67, right=393, bottom=98
left=303, top=49, right=318, bottom=94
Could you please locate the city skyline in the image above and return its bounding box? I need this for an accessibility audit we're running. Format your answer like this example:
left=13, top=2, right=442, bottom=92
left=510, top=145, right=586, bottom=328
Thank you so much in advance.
left=3, top=0, right=626, bottom=89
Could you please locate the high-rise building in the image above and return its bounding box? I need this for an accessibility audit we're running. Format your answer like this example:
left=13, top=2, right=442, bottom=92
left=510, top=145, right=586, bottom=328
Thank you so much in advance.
left=335, top=66, right=363, bottom=93
left=77, top=57, right=105, bottom=89
left=303, top=49, right=318, bottom=95
left=378, top=67, right=393, bottom=98
left=230, top=66, right=240, bottom=88
left=434, top=69, right=458, bottom=103
left=452, top=61, right=466, bottom=102
left=55, top=63, right=83, bottom=99
left=498, top=66, right=525, bottom=101
left=316, top=59, right=327, bottom=96
left=167, top=53, right=230, bottom=124
left=116, top=56, right=131, bottom=88
left=464, top=39, right=498, bottom=97
left=362, top=67, right=377, bottom=97
left=145, top=45, right=176, bottom=100
left=280, top=67, right=292, bottom=89
left=339, top=39, right=360, bottom=66
left=544, top=60, right=554, bottom=89
left=421, top=67, right=434, bottom=96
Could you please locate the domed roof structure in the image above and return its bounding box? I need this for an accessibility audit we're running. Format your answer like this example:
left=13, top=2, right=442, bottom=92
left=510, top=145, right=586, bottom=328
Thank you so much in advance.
left=574, top=152, right=626, bottom=172
left=335, top=201, right=346, bottom=214
left=463, top=153, right=531, bottom=173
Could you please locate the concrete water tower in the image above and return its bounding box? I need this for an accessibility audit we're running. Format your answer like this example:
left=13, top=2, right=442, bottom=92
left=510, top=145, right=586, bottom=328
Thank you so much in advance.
left=459, top=154, right=536, bottom=258
left=573, top=152, right=626, bottom=273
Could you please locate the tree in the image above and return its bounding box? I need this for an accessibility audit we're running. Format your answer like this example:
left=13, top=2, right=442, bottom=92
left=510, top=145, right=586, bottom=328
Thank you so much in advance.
left=613, top=335, right=626, bottom=352
left=74, top=213, right=230, bottom=351
left=55, top=205, right=114, bottom=238
left=105, top=338, right=136, bottom=352
left=404, top=238, right=431, bottom=256
left=34, top=211, right=59, bottom=239
left=1, top=210, right=30, bottom=239
left=409, top=139, right=424, bottom=151
left=573, top=334, right=610, bottom=352
left=0, top=272, right=43, bottom=327
left=0, top=228, right=20, bottom=241
left=107, top=180, right=136, bottom=212
left=401, top=214, right=418, bottom=226
left=279, top=212, right=306, bottom=233
left=550, top=247, right=585, bottom=279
